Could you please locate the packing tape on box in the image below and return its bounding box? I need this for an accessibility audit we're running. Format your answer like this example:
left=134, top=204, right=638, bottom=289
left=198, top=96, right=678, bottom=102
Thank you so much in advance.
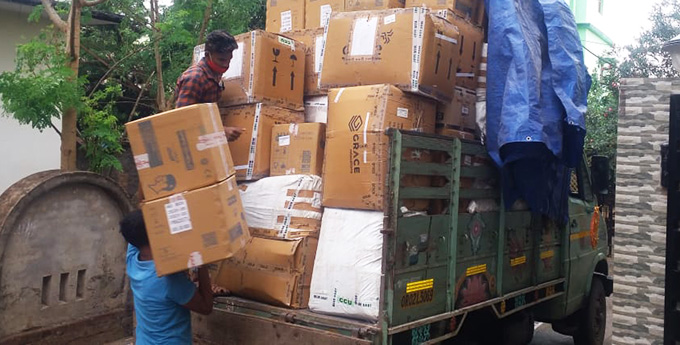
left=247, top=31, right=257, bottom=102
left=410, top=8, right=426, bottom=92
left=207, top=105, right=231, bottom=175
left=246, top=103, right=262, bottom=180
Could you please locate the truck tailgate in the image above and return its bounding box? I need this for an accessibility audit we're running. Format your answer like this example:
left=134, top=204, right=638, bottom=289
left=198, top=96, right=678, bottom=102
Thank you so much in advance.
left=193, top=297, right=378, bottom=345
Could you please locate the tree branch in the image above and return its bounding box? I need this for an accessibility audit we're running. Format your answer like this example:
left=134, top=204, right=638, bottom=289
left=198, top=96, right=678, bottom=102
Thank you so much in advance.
left=50, top=122, right=62, bottom=137
left=80, top=0, right=107, bottom=7
left=81, top=45, right=111, bottom=68
left=41, top=0, right=67, bottom=32
left=88, top=43, right=152, bottom=98
left=127, top=70, right=155, bottom=123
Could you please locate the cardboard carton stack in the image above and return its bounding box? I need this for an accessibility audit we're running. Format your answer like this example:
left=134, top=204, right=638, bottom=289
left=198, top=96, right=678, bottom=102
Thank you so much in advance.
left=216, top=30, right=307, bottom=182
left=187, top=0, right=488, bottom=314
left=125, top=103, right=250, bottom=276
left=214, top=175, right=323, bottom=308
left=404, top=2, right=486, bottom=137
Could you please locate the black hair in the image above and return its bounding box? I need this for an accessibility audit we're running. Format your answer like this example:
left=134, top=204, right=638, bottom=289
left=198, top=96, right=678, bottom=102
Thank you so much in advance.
left=119, top=209, right=150, bottom=248
left=205, top=30, right=238, bottom=54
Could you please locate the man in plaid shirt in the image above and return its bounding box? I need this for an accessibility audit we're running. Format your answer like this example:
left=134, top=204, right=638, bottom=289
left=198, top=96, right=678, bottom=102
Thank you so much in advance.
left=176, top=30, right=245, bottom=141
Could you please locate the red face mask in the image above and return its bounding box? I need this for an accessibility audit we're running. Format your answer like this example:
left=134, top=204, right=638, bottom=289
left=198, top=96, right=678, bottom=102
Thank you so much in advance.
left=207, top=53, right=228, bottom=74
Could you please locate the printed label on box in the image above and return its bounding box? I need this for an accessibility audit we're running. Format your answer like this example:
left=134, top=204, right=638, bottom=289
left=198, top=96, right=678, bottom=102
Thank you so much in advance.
left=279, top=135, right=291, bottom=146
left=350, top=17, right=378, bottom=56
left=281, top=10, right=293, bottom=32
left=165, top=195, right=193, bottom=234
left=397, top=107, right=409, bottom=119
left=384, top=14, right=396, bottom=25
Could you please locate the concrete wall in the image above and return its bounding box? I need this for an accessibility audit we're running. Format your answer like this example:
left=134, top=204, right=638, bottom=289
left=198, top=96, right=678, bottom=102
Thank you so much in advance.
left=0, top=3, right=60, bottom=194
left=613, top=78, right=677, bottom=345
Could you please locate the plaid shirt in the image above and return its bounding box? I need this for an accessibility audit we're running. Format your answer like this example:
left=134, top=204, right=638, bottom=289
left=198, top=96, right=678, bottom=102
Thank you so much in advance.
left=175, top=58, right=224, bottom=108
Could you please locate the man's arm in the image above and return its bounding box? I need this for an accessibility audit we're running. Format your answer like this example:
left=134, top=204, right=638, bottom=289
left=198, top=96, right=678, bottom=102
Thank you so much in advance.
left=182, top=267, right=213, bottom=315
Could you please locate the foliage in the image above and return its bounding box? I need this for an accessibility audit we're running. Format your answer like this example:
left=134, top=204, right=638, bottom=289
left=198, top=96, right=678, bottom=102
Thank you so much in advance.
left=1, top=0, right=266, bottom=174
left=0, top=30, right=81, bottom=131
left=620, top=0, right=680, bottom=78
left=584, top=57, right=620, bottom=198
left=79, top=85, right=125, bottom=173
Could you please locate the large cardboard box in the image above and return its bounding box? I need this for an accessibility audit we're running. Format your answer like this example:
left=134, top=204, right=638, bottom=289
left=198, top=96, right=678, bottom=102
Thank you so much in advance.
left=436, top=10, right=484, bottom=90
left=271, top=123, right=326, bottom=176
left=319, top=8, right=460, bottom=103
left=221, top=30, right=306, bottom=111
left=215, top=236, right=318, bottom=308
left=345, top=0, right=405, bottom=11
left=305, top=0, right=344, bottom=28
left=240, top=175, right=323, bottom=239
left=266, top=0, right=306, bottom=33
left=284, top=28, right=326, bottom=96
left=126, top=103, right=235, bottom=201
left=221, top=104, right=304, bottom=181
left=436, top=87, right=476, bottom=131
left=304, top=95, right=328, bottom=123
left=323, top=84, right=436, bottom=210
left=406, top=0, right=485, bottom=26
left=141, top=176, right=250, bottom=276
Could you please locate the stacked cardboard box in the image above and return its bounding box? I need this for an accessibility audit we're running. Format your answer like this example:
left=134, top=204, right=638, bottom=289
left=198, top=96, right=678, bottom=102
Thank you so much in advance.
left=213, top=30, right=308, bottom=182
left=214, top=175, right=322, bottom=308
left=319, top=8, right=460, bottom=103
left=271, top=123, right=326, bottom=176
left=126, top=103, right=250, bottom=276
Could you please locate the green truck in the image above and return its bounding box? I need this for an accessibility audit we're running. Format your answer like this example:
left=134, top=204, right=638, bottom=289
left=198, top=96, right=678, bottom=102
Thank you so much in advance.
left=192, top=129, right=612, bottom=345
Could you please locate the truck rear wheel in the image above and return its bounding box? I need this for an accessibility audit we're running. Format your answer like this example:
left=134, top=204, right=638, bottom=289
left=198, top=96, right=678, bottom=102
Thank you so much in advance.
left=573, top=277, right=606, bottom=345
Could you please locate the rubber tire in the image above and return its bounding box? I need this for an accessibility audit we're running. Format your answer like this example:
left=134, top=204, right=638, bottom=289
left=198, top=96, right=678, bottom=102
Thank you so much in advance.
left=573, top=277, right=607, bottom=345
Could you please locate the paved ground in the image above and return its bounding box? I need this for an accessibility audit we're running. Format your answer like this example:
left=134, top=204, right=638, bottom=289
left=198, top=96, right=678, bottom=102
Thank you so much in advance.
left=530, top=297, right=613, bottom=345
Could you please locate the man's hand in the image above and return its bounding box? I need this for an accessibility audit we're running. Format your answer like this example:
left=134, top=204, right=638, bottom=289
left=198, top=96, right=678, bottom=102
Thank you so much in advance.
left=224, top=127, right=245, bottom=142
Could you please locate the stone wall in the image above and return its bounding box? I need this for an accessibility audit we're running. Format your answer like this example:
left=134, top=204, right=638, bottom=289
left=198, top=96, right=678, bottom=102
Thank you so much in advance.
left=613, top=78, right=679, bottom=345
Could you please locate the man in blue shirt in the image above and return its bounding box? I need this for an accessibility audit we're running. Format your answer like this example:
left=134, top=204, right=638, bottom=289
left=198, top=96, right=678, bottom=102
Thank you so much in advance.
left=120, top=210, right=214, bottom=344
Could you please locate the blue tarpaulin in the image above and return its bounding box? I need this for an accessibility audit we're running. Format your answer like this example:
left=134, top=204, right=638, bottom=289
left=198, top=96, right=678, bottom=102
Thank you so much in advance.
left=485, top=0, right=591, bottom=222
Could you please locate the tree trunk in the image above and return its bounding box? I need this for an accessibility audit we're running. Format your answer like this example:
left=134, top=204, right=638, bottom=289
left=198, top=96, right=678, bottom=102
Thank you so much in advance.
left=197, top=0, right=214, bottom=45
left=151, top=0, right=166, bottom=111
left=61, top=1, right=82, bottom=171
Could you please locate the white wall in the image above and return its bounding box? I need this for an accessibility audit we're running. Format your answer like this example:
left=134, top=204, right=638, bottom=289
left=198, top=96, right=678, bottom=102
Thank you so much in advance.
left=0, top=3, right=60, bottom=194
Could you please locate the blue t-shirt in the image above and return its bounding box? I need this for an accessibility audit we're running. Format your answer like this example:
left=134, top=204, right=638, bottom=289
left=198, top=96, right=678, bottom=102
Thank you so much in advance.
left=126, top=244, right=196, bottom=345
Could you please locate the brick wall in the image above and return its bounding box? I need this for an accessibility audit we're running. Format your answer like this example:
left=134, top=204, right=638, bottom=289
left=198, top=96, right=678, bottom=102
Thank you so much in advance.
left=613, top=78, right=679, bottom=345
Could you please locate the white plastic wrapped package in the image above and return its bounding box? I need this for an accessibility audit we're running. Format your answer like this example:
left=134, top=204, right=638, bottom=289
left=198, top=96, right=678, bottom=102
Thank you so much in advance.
left=309, top=208, right=383, bottom=321
left=239, top=175, right=323, bottom=239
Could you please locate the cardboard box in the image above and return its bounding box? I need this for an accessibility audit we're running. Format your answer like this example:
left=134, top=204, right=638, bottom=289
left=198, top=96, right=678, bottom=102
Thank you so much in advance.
left=266, top=0, right=305, bottom=33
left=304, top=95, right=328, bottom=123
left=306, top=0, right=344, bottom=28
left=435, top=126, right=476, bottom=140
left=284, top=28, right=326, bottom=96
left=239, top=175, right=323, bottom=239
left=436, top=87, right=476, bottom=131
left=221, top=104, right=304, bottom=181
left=322, top=84, right=436, bottom=210
left=271, top=123, right=326, bottom=176
left=221, top=30, right=306, bottom=111
left=141, top=177, right=250, bottom=276
left=215, top=236, right=318, bottom=308
left=345, top=0, right=405, bottom=11
left=319, top=8, right=460, bottom=103
left=407, top=0, right=485, bottom=26
left=436, top=10, right=484, bottom=90
left=126, top=103, right=235, bottom=201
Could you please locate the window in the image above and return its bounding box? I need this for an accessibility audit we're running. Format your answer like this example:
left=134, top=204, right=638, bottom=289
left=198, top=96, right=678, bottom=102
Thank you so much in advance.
left=598, top=0, right=604, bottom=14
